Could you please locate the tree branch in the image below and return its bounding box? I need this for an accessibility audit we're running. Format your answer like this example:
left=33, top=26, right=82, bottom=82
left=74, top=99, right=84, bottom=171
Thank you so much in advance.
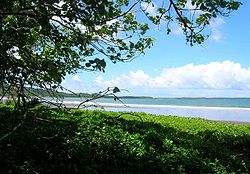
left=0, top=111, right=27, bottom=142
left=169, top=0, right=193, bottom=32
left=96, top=1, right=139, bottom=25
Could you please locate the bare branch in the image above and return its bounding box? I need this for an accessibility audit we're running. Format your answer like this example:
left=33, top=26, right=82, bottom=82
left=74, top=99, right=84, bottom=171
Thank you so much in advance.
left=0, top=111, right=27, bottom=142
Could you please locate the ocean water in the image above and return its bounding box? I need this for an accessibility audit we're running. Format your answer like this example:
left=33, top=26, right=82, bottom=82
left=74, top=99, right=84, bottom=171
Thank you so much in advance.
left=63, top=97, right=250, bottom=108
left=62, top=98, right=250, bottom=122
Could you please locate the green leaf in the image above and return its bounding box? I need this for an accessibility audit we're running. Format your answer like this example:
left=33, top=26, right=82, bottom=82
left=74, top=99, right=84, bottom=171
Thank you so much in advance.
left=113, top=87, right=120, bottom=93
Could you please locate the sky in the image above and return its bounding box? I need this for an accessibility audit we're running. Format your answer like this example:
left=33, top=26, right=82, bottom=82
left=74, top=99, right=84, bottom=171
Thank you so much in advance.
left=62, top=0, right=250, bottom=98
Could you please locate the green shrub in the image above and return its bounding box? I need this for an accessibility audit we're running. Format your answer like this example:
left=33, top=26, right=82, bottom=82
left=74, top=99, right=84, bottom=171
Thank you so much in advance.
left=0, top=106, right=249, bottom=173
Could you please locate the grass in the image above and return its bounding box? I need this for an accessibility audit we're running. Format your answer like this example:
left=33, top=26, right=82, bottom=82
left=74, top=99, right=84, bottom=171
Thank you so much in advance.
left=0, top=104, right=249, bottom=173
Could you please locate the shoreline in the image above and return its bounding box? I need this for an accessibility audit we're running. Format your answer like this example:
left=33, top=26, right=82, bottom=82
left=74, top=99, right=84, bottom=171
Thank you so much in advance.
left=57, top=101, right=250, bottom=123
left=2, top=98, right=250, bottom=123
left=60, top=101, right=250, bottom=111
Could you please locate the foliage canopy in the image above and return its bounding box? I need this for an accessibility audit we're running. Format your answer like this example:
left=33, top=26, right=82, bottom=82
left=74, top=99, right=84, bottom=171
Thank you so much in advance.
left=0, top=0, right=241, bottom=103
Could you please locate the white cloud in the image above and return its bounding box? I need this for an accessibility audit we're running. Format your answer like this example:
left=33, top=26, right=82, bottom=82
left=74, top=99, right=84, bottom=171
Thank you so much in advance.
left=170, top=22, right=183, bottom=35
left=141, top=2, right=157, bottom=15
left=94, top=60, right=250, bottom=91
left=72, top=75, right=81, bottom=82
left=50, top=1, right=87, bottom=33
left=211, top=18, right=225, bottom=27
left=210, top=18, right=225, bottom=41
left=106, top=19, right=119, bottom=26
left=61, top=80, right=66, bottom=84
left=61, top=75, right=88, bottom=93
left=211, top=30, right=223, bottom=41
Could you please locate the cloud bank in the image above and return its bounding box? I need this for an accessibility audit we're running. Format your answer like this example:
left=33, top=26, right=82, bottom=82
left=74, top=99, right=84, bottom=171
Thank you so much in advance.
left=61, top=60, right=250, bottom=97
left=95, top=60, right=250, bottom=91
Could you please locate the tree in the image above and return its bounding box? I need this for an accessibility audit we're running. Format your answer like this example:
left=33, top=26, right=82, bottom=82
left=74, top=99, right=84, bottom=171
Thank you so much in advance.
left=0, top=0, right=241, bottom=106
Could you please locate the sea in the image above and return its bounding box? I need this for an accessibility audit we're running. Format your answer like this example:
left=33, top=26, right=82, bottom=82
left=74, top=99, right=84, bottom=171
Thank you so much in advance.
left=61, top=97, right=250, bottom=123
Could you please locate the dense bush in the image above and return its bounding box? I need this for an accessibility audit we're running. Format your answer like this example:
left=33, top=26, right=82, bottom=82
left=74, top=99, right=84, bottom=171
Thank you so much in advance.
left=0, top=105, right=249, bottom=173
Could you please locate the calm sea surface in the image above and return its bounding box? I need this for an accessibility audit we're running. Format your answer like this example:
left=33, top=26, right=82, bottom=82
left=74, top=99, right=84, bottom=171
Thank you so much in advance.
left=63, top=98, right=250, bottom=122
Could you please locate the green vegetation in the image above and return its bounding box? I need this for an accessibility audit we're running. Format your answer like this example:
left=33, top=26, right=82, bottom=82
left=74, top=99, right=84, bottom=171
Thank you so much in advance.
left=1, top=104, right=249, bottom=173
left=1, top=87, right=153, bottom=99
left=0, top=87, right=96, bottom=98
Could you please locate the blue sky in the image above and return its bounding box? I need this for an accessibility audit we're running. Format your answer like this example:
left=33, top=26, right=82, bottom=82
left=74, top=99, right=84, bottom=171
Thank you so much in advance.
left=62, top=0, right=250, bottom=97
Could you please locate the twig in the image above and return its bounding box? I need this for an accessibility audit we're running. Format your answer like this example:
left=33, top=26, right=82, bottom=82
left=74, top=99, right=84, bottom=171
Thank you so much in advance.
left=23, top=88, right=66, bottom=109
left=35, top=117, right=53, bottom=123
left=38, top=134, right=58, bottom=140
left=0, top=83, right=13, bottom=101
left=0, top=111, right=27, bottom=142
